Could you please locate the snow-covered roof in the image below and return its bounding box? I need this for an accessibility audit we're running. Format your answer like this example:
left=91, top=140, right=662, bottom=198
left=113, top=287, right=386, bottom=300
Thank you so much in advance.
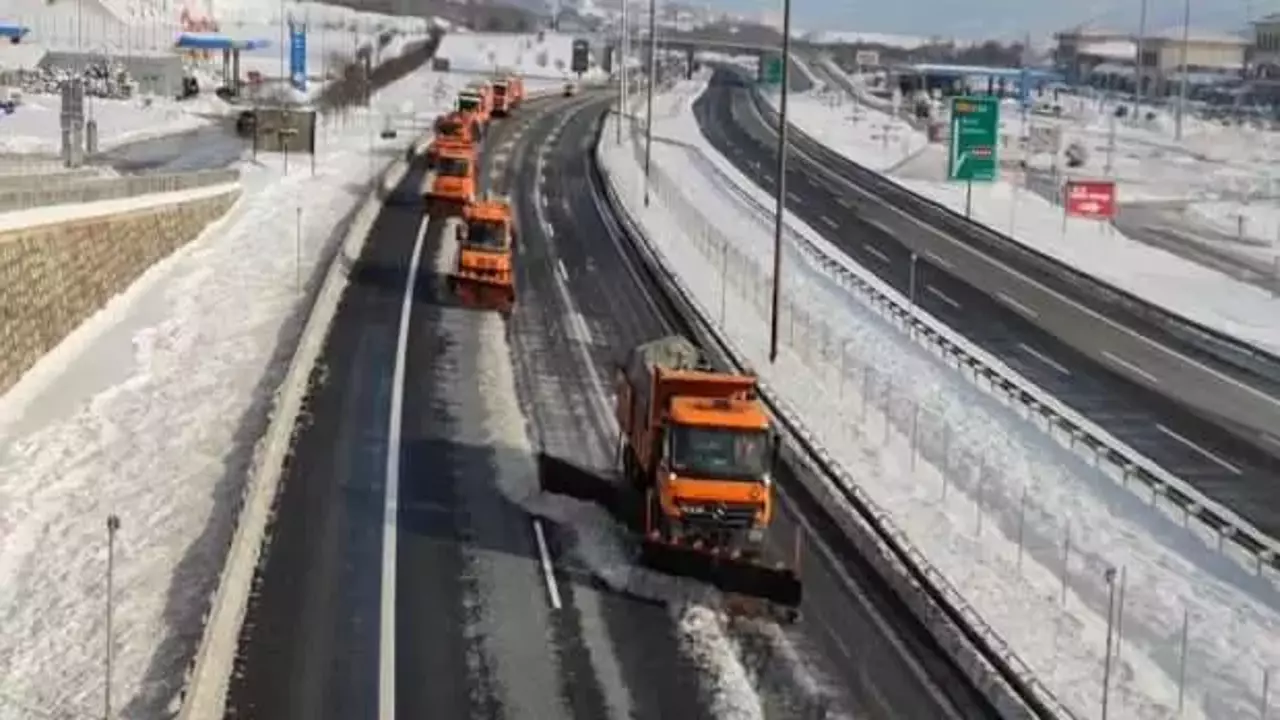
left=1078, top=39, right=1135, bottom=60
left=1146, top=27, right=1249, bottom=45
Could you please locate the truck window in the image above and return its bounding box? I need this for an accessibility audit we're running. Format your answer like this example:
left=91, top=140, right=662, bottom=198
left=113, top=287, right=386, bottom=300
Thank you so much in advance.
left=669, top=426, right=768, bottom=480
left=437, top=157, right=470, bottom=177
left=493, top=84, right=507, bottom=96
left=458, top=97, right=480, bottom=112
left=439, top=121, right=462, bottom=136
left=465, top=220, right=506, bottom=249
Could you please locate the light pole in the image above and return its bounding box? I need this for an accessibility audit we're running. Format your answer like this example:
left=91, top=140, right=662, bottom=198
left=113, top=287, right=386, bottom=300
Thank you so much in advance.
left=1133, top=0, right=1149, bottom=123
left=1101, top=566, right=1118, bottom=720
left=1174, top=0, right=1191, bottom=140
left=104, top=514, right=120, bottom=720
left=643, top=0, right=657, bottom=206
left=617, top=0, right=628, bottom=145
left=766, top=0, right=793, bottom=364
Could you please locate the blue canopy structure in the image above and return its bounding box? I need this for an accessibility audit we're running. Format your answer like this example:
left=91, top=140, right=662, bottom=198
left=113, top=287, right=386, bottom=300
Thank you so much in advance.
left=174, top=32, right=270, bottom=51
left=899, top=63, right=1065, bottom=84
left=0, top=22, right=31, bottom=40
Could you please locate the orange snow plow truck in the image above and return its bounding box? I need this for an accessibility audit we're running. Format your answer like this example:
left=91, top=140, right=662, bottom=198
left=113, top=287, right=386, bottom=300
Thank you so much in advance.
left=542, top=335, right=802, bottom=614
left=423, top=142, right=476, bottom=216
left=491, top=75, right=525, bottom=116
left=449, top=197, right=516, bottom=313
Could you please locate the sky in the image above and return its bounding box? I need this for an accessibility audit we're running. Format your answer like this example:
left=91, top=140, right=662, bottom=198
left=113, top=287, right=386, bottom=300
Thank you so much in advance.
left=711, top=0, right=1269, bottom=41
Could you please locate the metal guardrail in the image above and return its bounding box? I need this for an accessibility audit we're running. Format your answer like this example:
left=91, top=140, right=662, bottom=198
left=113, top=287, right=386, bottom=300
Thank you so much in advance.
left=747, top=86, right=1280, bottom=394
left=0, top=168, right=106, bottom=193
left=0, top=168, right=241, bottom=213
left=597, top=114, right=1072, bottom=719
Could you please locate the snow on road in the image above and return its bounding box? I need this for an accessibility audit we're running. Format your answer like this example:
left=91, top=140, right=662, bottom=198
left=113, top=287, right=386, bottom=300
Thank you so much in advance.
left=764, top=71, right=1280, bottom=356
left=0, top=65, right=469, bottom=719
left=604, top=78, right=1280, bottom=720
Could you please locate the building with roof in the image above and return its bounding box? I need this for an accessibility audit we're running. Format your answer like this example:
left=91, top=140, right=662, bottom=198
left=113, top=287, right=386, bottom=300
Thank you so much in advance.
left=1055, top=24, right=1246, bottom=92
left=1252, top=13, right=1280, bottom=77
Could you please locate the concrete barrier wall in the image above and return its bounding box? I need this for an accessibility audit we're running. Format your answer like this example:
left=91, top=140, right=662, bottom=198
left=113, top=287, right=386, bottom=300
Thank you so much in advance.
left=0, top=168, right=241, bottom=213
left=0, top=190, right=240, bottom=394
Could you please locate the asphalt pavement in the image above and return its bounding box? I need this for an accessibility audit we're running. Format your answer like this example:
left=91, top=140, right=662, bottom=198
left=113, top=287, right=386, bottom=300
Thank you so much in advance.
left=693, top=69, right=1280, bottom=542
left=548, top=95, right=998, bottom=718
left=99, top=120, right=246, bottom=174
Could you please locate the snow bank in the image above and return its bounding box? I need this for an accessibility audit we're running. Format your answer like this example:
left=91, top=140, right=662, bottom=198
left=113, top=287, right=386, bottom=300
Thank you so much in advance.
left=601, top=79, right=1280, bottom=720
left=0, top=69, right=473, bottom=720
left=0, top=94, right=225, bottom=154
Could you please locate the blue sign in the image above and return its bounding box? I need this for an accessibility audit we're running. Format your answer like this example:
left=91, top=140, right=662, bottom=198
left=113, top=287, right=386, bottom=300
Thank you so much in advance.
left=1018, top=67, right=1031, bottom=109
left=289, top=23, right=307, bottom=92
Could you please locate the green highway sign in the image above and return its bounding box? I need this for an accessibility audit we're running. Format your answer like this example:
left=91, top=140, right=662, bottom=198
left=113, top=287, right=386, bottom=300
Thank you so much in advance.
left=947, top=96, right=999, bottom=182
left=762, top=55, right=783, bottom=84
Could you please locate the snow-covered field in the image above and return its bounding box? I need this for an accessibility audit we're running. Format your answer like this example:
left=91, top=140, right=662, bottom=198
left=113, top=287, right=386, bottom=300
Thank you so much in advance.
left=767, top=65, right=1280, bottom=356
left=434, top=31, right=608, bottom=82
left=603, top=77, right=1280, bottom=720
left=0, top=63, right=465, bottom=719
left=0, top=93, right=233, bottom=154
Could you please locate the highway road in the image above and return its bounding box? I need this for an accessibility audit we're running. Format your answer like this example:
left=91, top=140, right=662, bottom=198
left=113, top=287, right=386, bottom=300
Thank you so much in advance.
left=693, top=69, right=1280, bottom=542
left=224, top=85, right=999, bottom=719
left=538, top=95, right=998, bottom=718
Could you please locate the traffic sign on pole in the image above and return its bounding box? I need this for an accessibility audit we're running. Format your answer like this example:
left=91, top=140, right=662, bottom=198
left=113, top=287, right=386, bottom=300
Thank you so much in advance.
left=1064, top=179, right=1117, bottom=220
left=947, top=96, right=999, bottom=182
left=763, top=55, right=783, bottom=84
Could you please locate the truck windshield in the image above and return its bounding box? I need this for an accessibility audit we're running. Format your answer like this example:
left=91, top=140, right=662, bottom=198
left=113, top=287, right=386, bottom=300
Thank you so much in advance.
left=669, top=425, right=768, bottom=480
left=439, top=121, right=462, bottom=136
left=465, top=220, right=505, bottom=249
left=437, top=157, right=470, bottom=177
left=493, top=84, right=507, bottom=96
left=458, top=97, right=480, bottom=112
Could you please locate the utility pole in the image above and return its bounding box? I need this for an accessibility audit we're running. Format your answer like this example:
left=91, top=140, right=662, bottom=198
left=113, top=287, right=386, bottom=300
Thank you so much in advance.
left=617, top=0, right=628, bottom=145
left=1174, top=0, right=1191, bottom=140
left=767, top=0, right=793, bottom=363
left=104, top=514, right=121, bottom=720
left=1133, top=0, right=1149, bottom=123
left=643, top=0, right=657, bottom=206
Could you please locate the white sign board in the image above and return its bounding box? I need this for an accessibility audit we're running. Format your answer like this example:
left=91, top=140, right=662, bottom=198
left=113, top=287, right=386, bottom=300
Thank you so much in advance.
left=854, top=50, right=879, bottom=67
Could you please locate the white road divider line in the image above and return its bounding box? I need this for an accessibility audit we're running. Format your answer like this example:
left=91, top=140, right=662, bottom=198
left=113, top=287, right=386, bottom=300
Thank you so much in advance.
left=1156, top=423, right=1243, bottom=475
left=863, top=244, right=890, bottom=264
left=531, top=519, right=563, bottom=610
left=926, top=285, right=962, bottom=310
left=1016, top=343, right=1071, bottom=376
left=1103, top=350, right=1160, bottom=386
left=996, top=291, right=1038, bottom=319
left=379, top=211, right=431, bottom=720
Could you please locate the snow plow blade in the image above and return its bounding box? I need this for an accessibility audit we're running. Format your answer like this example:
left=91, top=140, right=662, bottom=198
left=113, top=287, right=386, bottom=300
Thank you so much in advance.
left=639, top=539, right=803, bottom=612
left=449, top=273, right=514, bottom=313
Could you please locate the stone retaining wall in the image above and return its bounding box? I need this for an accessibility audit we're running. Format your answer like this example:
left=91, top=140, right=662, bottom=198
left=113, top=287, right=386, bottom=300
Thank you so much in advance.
left=0, top=190, right=240, bottom=394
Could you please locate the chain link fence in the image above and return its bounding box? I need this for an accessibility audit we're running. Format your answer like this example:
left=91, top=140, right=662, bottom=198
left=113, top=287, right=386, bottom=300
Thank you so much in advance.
left=608, top=95, right=1278, bottom=719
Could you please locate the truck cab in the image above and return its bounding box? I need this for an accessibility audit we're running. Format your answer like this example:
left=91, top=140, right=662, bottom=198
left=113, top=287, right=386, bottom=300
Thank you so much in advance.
left=450, top=199, right=517, bottom=313
left=456, top=90, right=490, bottom=132
left=491, top=79, right=512, bottom=116
left=423, top=144, right=476, bottom=215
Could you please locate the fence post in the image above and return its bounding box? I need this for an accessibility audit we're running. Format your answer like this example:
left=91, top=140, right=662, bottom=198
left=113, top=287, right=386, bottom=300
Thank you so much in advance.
left=1061, top=524, right=1072, bottom=606
left=1016, top=483, right=1028, bottom=572
left=1261, top=667, right=1270, bottom=720
left=1114, top=566, right=1127, bottom=666
left=975, top=462, right=986, bottom=536
left=1177, top=607, right=1190, bottom=715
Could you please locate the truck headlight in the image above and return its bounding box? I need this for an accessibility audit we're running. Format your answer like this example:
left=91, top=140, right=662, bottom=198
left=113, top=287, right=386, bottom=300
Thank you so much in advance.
left=747, top=527, right=764, bottom=543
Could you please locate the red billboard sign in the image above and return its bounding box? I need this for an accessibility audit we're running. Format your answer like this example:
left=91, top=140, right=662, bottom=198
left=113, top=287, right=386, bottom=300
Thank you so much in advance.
left=1064, top=180, right=1117, bottom=220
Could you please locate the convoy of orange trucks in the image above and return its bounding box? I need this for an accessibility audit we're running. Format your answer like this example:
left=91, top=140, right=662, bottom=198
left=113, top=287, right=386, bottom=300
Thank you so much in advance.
left=416, top=74, right=803, bottom=611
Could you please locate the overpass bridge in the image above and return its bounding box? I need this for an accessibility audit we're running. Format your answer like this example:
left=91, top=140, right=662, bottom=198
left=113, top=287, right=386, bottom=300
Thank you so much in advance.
left=613, top=34, right=801, bottom=82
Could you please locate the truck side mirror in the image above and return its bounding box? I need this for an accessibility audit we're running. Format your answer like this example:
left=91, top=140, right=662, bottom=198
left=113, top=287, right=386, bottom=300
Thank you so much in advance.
left=769, top=430, right=782, bottom=471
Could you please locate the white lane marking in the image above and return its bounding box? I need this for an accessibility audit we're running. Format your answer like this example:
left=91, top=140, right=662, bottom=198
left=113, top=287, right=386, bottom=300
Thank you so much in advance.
left=1103, top=350, right=1160, bottom=386
left=863, top=244, right=890, bottom=264
left=924, top=250, right=953, bottom=270
left=996, top=291, right=1039, bottom=319
left=746, top=100, right=1280, bottom=421
left=531, top=519, right=563, bottom=610
left=1156, top=424, right=1243, bottom=474
left=820, top=215, right=839, bottom=230
left=568, top=310, right=596, bottom=345
left=836, top=196, right=853, bottom=208
left=786, top=190, right=802, bottom=204
left=926, top=285, right=961, bottom=309
left=1017, top=342, right=1071, bottom=376
left=379, top=211, right=431, bottom=720
left=556, top=259, right=569, bottom=281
